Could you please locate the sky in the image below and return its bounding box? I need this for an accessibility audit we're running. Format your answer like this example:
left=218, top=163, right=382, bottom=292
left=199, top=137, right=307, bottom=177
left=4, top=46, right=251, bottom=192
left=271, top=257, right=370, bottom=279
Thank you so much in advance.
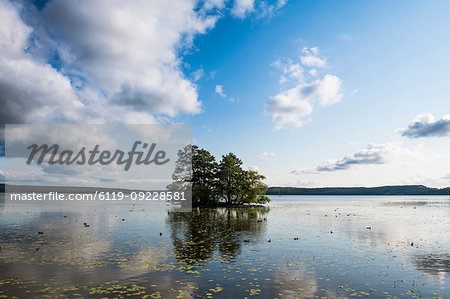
left=1, top=0, right=450, bottom=187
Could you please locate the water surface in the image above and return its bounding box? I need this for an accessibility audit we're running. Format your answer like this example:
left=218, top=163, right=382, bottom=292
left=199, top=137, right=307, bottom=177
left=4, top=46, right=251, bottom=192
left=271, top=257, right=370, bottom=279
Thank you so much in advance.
left=0, top=195, right=449, bottom=298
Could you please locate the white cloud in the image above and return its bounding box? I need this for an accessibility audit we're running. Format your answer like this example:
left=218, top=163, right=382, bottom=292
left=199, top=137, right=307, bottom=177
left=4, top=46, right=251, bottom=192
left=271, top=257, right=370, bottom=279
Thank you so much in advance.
left=276, top=0, right=288, bottom=9
left=215, top=84, right=226, bottom=97
left=232, top=0, right=255, bottom=18
left=399, top=113, right=450, bottom=138
left=300, top=47, right=327, bottom=68
left=191, top=67, right=205, bottom=81
left=255, top=0, right=289, bottom=18
left=259, top=151, right=275, bottom=161
left=313, top=143, right=392, bottom=172
left=203, top=0, right=227, bottom=10
left=0, top=0, right=225, bottom=124
left=308, top=69, right=318, bottom=76
left=210, top=0, right=287, bottom=19
left=267, top=47, right=342, bottom=128
left=272, top=59, right=304, bottom=84
left=309, top=47, right=319, bottom=55
left=265, top=74, right=343, bottom=128
left=292, top=142, right=436, bottom=174
left=42, top=0, right=216, bottom=117
left=1, top=0, right=289, bottom=125
left=0, top=0, right=84, bottom=123
left=291, top=143, right=393, bottom=174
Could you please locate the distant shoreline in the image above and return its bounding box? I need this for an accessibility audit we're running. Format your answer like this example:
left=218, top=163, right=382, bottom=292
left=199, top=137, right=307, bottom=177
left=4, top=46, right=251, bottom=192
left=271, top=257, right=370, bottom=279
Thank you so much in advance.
left=2, top=184, right=449, bottom=196
left=266, top=185, right=450, bottom=196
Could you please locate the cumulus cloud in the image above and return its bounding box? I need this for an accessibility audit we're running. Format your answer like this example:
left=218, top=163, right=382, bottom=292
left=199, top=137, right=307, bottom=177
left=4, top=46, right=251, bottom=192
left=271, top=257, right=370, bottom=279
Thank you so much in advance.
left=399, top=113, right=450, bottom=138
left=1, top=0, right=290, bottom=125
left=215, top=84, right=226, bottom=97
left=40, top=0, right=216, bottom=118
left=265, top=74, right=343, bottom=128
left=266, top=47, right=343, bottom=128
left=292, top=143, right=394, bottom=174
left=0, top=0, right=224, bottom=124
left=259, top=151, right=275, bottom=161
left=1, top=0, right=289, bottom=125
left=0, top=0, right=84, bottom=123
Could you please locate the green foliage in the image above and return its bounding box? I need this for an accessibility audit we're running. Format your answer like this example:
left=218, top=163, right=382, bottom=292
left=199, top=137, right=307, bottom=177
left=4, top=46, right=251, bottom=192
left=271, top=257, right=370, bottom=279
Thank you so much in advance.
left=169, top=145, right=270, bottom=207
left=191, top=145, right=218, bottom=206
left=217, top=153, right=243, bottom=204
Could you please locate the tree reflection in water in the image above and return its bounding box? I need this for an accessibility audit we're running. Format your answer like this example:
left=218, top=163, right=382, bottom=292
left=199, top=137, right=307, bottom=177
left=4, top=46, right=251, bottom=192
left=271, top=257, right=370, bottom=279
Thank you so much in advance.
left=414, top=254, right=450, bottom=278
left=167, top=207, right=269, bottom=266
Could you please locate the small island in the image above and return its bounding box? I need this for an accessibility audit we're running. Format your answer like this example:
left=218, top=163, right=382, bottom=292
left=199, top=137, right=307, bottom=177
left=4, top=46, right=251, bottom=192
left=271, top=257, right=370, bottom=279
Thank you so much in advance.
left=169, top=145, right=270, bottom=207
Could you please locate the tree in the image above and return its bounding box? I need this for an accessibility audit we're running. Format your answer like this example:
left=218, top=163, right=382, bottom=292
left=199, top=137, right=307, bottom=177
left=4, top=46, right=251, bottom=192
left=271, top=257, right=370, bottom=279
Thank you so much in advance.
left=216, top=153, right=270, bottom=205
left=217, top=153, right=243, bottom=204
left=236, top=170, right=270, bottom=204
left=169, top=145, right=270, bottom=206
left=191, top=145, right=218, bottom=206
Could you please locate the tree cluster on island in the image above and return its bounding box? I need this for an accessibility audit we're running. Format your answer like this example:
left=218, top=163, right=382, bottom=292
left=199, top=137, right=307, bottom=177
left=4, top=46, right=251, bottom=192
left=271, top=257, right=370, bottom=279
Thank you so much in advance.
left=169, top=145, right=270, bottom=207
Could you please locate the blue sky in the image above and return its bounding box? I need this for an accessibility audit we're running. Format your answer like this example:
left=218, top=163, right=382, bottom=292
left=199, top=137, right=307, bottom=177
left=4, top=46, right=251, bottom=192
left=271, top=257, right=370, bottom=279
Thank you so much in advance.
left=1, top=0, right=450, bottom=187
left=182, top=0, right=450, bottom=187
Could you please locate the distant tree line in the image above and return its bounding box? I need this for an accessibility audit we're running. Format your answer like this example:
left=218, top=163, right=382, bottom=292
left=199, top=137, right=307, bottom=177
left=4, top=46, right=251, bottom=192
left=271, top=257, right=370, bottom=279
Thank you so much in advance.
left=169, top=145, right=270, bottom=207
left=266, top=185, right=450, bottom=196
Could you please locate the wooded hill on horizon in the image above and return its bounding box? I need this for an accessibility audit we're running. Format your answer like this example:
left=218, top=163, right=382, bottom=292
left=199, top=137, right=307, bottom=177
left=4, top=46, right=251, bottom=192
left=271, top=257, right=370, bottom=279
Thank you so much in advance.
left=267, top=185, right=450, bottom=195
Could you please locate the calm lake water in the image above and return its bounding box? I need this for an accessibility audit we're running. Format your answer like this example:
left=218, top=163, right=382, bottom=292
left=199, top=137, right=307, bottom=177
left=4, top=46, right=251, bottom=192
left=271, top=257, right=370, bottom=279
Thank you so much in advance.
left=0, top=195, right=449, bottom=298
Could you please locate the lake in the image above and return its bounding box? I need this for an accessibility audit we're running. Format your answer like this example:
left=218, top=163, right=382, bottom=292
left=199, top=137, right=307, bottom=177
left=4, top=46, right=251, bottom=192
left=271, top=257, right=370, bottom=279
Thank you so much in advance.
left=0, top=195, right=449, bottom=298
